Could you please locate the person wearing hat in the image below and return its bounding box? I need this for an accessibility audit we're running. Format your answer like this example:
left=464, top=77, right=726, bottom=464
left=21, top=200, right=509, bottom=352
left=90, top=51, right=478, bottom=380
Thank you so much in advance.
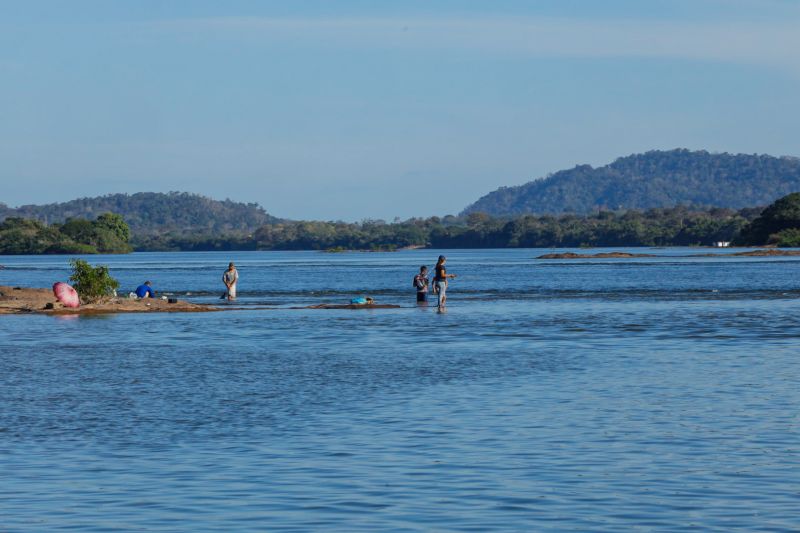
left=433, top=255, right=457, bottom=308
left=222, top=262, right=239, bottom=301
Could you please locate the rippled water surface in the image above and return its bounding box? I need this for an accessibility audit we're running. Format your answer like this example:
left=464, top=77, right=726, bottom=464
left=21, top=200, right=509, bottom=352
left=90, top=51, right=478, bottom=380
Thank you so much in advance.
left=2, top=249, right=800, bottom=531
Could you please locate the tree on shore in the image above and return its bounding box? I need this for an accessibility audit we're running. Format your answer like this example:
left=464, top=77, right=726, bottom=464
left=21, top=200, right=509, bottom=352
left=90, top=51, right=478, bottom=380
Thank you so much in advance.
left=735, top=193, right=800, bottom=246
left=69, top=259, right=120, bottom=302
left=0, top=213, right=132, bottom=254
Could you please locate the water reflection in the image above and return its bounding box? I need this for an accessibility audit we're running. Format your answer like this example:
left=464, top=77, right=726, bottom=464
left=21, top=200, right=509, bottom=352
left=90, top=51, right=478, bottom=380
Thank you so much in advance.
left=53, top=314, right=80, bottom=322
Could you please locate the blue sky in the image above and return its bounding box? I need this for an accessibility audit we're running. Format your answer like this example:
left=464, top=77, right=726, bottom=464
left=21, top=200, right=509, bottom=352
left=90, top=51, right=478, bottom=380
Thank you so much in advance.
left=1, top=0, right=799, bottom=220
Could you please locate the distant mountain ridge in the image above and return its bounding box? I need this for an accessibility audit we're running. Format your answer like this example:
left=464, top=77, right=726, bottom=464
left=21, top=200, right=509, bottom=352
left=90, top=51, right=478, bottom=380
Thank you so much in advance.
left=463, top=149, right=800, bottom=216
left=0, top=192, right=279, bottom=235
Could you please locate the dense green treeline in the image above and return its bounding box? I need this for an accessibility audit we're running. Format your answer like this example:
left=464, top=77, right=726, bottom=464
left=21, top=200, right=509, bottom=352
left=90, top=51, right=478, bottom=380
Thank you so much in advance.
left=431, top=208, right=756, bottom=248
left=130, top=206, right=760, bottom=251
left=0, top=213, right=132, bottom=254
left=6, top=194, right=800, bottom=254
left=734, top=192, right=800, bottom=247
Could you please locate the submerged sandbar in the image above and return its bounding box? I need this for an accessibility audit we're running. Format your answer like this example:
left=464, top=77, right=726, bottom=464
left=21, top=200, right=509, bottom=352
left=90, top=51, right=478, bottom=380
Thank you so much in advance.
left=538, top=249, right=800, bottom=260
left=537, top=252, right=657, bottom=259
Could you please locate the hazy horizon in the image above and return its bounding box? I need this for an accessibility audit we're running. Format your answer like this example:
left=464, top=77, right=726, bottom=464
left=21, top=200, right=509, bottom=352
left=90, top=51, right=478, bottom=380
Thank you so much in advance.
left=2, top=0, right=800, bottom=220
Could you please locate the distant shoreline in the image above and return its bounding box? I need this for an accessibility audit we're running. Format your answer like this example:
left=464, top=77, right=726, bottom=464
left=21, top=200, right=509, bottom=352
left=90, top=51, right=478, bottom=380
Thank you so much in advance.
left=3, top=245, right=792, bottom=257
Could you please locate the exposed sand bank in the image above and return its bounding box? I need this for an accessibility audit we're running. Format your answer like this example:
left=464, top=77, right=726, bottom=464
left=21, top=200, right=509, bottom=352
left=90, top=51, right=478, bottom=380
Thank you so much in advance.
left=537, top=252, right=656, bottom=259
left=727, top=249, right=800, bottom=257
left=0, top=286, right=406, bottom=315
left=0, top=286, right=217, bottom=315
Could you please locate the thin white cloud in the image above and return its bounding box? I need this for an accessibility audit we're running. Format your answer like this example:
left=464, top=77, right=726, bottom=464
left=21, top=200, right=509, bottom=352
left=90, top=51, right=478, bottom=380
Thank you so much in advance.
left=150, top=15, right=800, bottom=75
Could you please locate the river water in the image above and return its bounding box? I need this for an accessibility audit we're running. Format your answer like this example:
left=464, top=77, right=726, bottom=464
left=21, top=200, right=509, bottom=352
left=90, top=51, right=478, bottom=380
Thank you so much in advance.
left=1, top=249, right=799, bottom=531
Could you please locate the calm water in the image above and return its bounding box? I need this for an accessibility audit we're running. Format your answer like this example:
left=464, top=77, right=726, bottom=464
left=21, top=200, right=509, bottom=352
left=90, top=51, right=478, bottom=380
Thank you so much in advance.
left=1, top=249, right=799, bottom=531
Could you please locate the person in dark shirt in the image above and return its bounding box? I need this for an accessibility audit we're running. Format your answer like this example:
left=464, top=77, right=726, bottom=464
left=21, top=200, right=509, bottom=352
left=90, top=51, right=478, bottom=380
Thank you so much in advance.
left=413, top=266, right=430, bottom=303
left=135, top=281, right=155, bottom=299
left=433, top=255, right=456, bottom=308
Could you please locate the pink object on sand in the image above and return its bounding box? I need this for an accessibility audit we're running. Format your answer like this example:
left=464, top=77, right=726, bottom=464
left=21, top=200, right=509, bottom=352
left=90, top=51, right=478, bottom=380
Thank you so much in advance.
left=53, top=282, right=80, bottom=308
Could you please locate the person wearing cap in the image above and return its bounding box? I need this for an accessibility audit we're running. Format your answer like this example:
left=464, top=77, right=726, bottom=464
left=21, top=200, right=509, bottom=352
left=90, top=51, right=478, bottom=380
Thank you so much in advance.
left=222, top=262, right=239, bottom=301
left=433, top=255, right=457, bottom=308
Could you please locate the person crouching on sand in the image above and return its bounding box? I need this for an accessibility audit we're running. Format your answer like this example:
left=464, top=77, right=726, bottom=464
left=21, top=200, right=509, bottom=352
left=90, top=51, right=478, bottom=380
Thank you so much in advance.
left=135, top=281, right=155, bottom=299
left=222, top=262, right=239, bottom=301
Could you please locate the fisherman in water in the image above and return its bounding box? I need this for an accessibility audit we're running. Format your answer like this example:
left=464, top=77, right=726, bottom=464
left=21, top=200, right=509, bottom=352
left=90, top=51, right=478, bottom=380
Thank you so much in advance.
left=413, top=265, right=430, bottom=303
left=222, top=262, right=239, bottom=301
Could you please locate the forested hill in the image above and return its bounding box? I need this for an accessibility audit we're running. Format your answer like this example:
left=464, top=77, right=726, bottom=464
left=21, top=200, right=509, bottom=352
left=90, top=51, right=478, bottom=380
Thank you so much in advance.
left=0, top=192, right=279, bottom=234
left=463, top=150, right=800, bottom=216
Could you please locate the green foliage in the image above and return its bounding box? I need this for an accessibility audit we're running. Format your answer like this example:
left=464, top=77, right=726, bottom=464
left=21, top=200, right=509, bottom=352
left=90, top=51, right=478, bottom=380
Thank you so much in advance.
left=128, top=206, right=758, bottom=251
left=68, top=259, right=120, bottom=302
left=464, top=150, right=800, bottom=216
left=247, top=219, right=430, bottom=251
left=735, top=192, right=800, bottom=245
left=0, top=192, right=278, bottom=236
left=0, top=217, right=52, bottom=254
left=0, top=213, right=132, bottom=255
left=771, top=228, right=800, bottom=247
left=442, top=207, right=749, bottom=248
left=94, top=212, right=131, bottom=242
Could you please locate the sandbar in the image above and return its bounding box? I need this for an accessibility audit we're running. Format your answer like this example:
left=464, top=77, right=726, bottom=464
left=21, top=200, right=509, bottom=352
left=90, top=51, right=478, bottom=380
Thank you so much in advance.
left=0, top=285, right=217, bottom=315
left=301, top=303, right=402, bottom=310
left=537, top=252, right=656, bottom=259
left=538, top=249, right=800, bottom=260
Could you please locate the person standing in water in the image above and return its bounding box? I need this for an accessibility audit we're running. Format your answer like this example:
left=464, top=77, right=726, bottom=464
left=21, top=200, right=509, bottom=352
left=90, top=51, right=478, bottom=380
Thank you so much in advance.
left=433, top=255, right=456, bottom=308
left=413, top=266, right=430, bottom=303
left=222, top=262, right=239, bottom=301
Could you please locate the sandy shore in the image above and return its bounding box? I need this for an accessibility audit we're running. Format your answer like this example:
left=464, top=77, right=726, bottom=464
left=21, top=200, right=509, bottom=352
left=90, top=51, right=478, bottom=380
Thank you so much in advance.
left=0, top=285, right=218, bottom=315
